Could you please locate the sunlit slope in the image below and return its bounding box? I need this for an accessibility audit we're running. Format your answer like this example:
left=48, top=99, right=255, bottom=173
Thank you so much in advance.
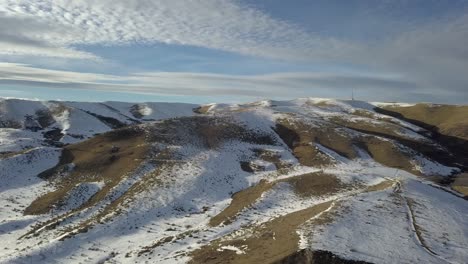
left=1, top=97, right=467, bottom=264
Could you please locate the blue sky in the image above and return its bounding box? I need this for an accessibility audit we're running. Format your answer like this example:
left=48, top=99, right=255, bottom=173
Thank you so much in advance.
left=0, top=0, right=467, bottom=104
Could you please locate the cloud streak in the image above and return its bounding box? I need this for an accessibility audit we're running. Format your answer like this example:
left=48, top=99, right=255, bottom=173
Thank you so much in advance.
left=2, top=62, right=450, bottom=103
left=0, top=0, right=353, bottom=61
left=0, top=1, right=467, bottom=103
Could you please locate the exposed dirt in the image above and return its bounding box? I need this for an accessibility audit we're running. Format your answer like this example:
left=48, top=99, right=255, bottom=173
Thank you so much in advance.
left=23, top=116, right=278, bottom=240
left=376, top=104, right=468, bottom=169
left=360, top=137, right=420, bottom=176
left=209, top=172, right=345, bottom=227
left=379, top=104, right=468, bottom=140
left=452, top=173, right=468, bottom=196
left=274, top=120, right=347, bottom=167
left=209, top=179, right=275, bottom=226
left=329, top=115, right=415, bottom=142
left=275, top=118, right=423, bottom=175
left=192, top=180, right=392, bottom=264
left=25, top=126, right=149, bottom=215
left=0, top=148, right=35, bottom=159
left=147, top=116, right=277, bottom=149
left=364, top=180, right=395, bottom=192
left=191, top=201, right=335, bottom=264
left=240, top=148, right=293, bottom=173
left=253, top=148, right=293, bottom=170
left=284, top=173, right=344, bottom=198
left=193, top=105, right=212, bottom=114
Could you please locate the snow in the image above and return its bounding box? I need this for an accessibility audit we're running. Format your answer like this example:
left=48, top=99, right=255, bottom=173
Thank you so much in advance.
left=373, top=102, right=417, bottom=107
left=217, top=245, right=247, bottom=255
left=55, top=182, right=105, bottom=212
left=404, top=180, right=468, bottom=264
left=0, top=98, right=48, bottom=126
left=1, top=98, right=199, bottom=147
left=305, top=178, right=468, bottom=264
left=64, top=102, right=135, bottom=125
left=0, top=96, right=466, bottom=264
left=411, top=154, right=459, bottom=176
left=0, top=147, right=61, bottom=258
left=105, top=101, right=197, bottom=120
left=0, top=129, right=44, bottom=152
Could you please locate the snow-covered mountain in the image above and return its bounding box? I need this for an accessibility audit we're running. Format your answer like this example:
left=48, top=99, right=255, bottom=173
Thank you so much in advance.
left=0, top=97, right=467, bottom=264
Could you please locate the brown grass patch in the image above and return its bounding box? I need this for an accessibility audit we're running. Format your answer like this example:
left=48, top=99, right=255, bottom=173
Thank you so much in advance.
left=283, top=173, right=344, bottom=198
left=24, top=126, right=149, bottom=215
left=193, top=105, right=212, bottom=114
left=305, top=100, right=332, bottom=108
left=350, top=109, right=376, bottom=119
left=191, top=201, right=335, bottom=264
left=209, top=172, right=346, bottom=227
left=0, top=148, right=35, bottom=159
left=380, top=104, right=468, bottom=140
left=275, top=118, right=421, bottom=175
left=191, top=180, right=392, bottom=264
left=376, top=104, right=468, bottom=169
left=329, top=115, right=411, bottom=141
left=147, top=116, right=276, bottom=149
left=452, top=173, right=468, bottom=196
left=251, top=148, right=293, bottom=170
left=275, top=119, right=356, bottom=166
left=361, top=137, right=420, bottom=175
left=209, top=179, right=275, bottom=226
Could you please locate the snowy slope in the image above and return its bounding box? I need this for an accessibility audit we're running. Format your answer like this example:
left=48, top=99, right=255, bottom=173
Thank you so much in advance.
left=0, top=97, right=467, bottom=264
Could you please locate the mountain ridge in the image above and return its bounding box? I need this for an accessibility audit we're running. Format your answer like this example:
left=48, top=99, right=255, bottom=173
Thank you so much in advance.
left=0, top=97, right=467, bottom=263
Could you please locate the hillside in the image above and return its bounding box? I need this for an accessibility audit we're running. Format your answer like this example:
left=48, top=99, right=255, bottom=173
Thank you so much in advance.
left=0, top=97, right=467, bottom=264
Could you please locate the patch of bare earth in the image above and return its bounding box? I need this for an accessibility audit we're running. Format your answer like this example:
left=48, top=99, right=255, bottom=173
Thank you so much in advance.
left=191, top=201, right=335, bottom=264
left=25, top=126, right=149, bottom=215
left=209, top=172, right=345, bottom=227
left=193, top=105, right=212, bottom=114
left=275, top=120, right=352, bottom=167
left=379, top=104, right=468, bottom=140
left=376, top=104, right=468, bottom=169
left=276, top=117, right=453, bottom=177
left=0, top=148, right=35, bottom=159
left=20, top=126, right=153, bottom=240
left=191, top=180, right=392, bottom=264
left=452, top=173, right=468, bottom=196
left=23, top=116, right=278, bottom=240
left=240, top=148, right=293, bottom=173
left=209, top=179, right=275, bottom=226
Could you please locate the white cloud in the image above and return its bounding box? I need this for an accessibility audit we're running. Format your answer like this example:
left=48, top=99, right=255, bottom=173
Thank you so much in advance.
left=0, top=1, right=467, bottom=103
left=0, top=62, right=424, bottom=99
left=0, top=12, right=98, bottom=59
left=0, top=0, right=353, bottom=60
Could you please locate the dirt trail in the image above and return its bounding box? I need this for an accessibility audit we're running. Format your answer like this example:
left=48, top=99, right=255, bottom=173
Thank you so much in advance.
left=400, top=194, right=454, bottom=264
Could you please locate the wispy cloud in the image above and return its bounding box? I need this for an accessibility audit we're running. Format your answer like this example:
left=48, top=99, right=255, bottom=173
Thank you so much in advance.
left=0, top=0, right=353, bottom=60
left=0, top=15, right=98, bottom=59
left=0, top=62, right=425, bottom=99
left=0, top=1, right=467, bottom=103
